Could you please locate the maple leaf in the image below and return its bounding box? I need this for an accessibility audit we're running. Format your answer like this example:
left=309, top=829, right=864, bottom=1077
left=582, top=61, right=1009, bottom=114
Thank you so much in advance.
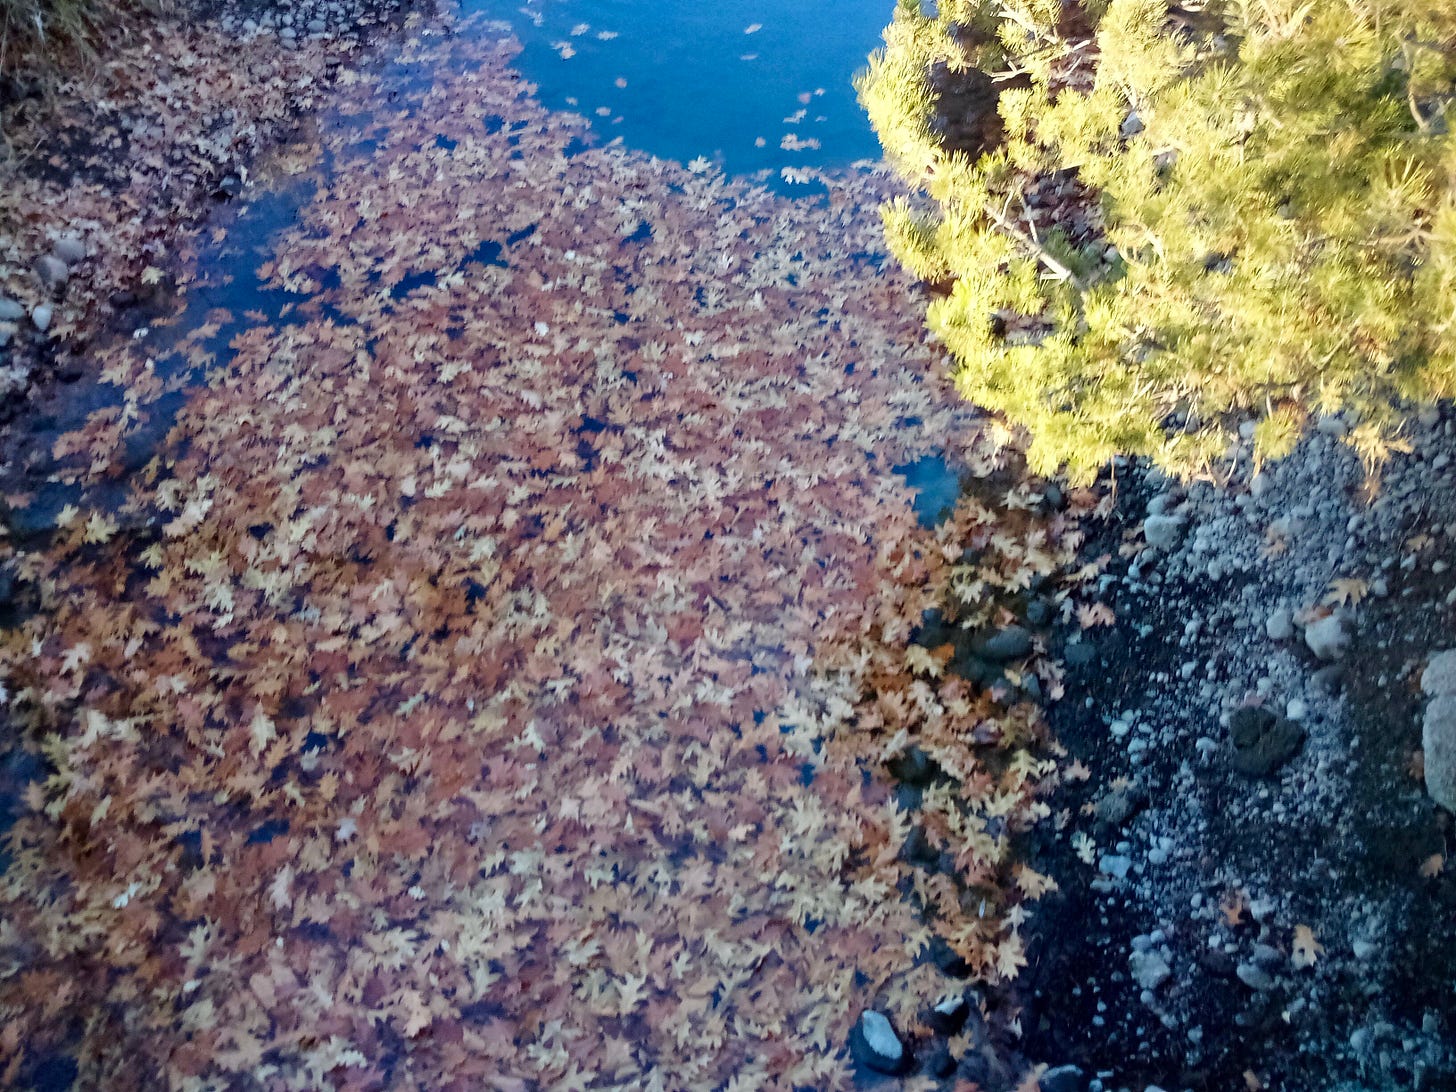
left=1419, top=853, right=1444, bottom=878
left=1322, top=577, right=1367, bottom=609
left=269, top=865, right=293, bottom=911
left=1220, top=888, right=1249, bottom=926
left=1070, top=831, right=1096, bottom=865
left=1075, top=602, right=1114, bottom=628
left=1014, top=864, right=1057, bottom=899
left=1291, top=924, right=1322, bottom=969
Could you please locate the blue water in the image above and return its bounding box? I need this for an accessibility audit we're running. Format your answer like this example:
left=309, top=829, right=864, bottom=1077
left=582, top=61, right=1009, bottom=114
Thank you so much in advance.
left=465, top=0, right=890, bottom=179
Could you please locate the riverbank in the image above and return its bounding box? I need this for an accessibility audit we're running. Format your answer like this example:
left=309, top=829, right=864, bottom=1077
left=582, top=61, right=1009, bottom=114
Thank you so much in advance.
left=0, top=0, right=419, bottom=428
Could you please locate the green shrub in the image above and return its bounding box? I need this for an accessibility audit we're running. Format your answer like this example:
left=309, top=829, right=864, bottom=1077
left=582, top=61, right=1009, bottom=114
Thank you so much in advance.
left=858, top=0, right=1456, bottom=482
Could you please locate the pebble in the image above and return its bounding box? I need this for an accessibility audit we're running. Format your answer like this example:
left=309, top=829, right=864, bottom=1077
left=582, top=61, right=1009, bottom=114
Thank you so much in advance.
left=1266, top=608, right=1294, bottom=641
left=1250, top=472, right=1272, bottom=499
left=0, top=297, right=24, bottom=322
left=1129, top=950, right=1172, bottom=991
left=1100, top=855, right=1133, bottom=879
left=1236, top=962, right=1276, bottom=990
left=1144, top=514, right=1186, bottom=549
left=32, top=305, right=53, bottom=332
left=35, top=254, right=68, bottom=290
left=52, top=235, right=86, bottom=264
left=0, top=322, right=13, bottom=348
left=1304, top=614, right=1349, bottom=661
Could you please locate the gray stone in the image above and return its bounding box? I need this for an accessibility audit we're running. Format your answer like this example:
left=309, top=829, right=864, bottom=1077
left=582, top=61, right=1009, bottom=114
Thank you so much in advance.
left=307, top=17, right=326, bottom=31
left=1144, top=514, right=1186, bottom=550
left=1421, top=650, right=1456, bottom=697
left=851, top=1010, right=906, bottom=1075
left=1422, top=694, right=1456, bottom=812
left=1251, top=943, right=1285, bottom=969
left=1100, top=854, right=1133, bottom=880
left=35, top=254, right=68, bottom=290
left=1129, top=951, right=1172, bottom=991
left=1304, top=613, right=1349, bottom=661
left=0, top=322, right=13, bottom=348
left=1236, top=962, right=1276, bottom=990
left=31, top=305, right=52, bottom=333
left=1229, top=706, right=1305, bottom=777
left=52, top=235, right=86, bottom=265
left=0, top=297, right=24, bottom=322
left=1250, top=472, right=1272, bottom=499
left=1266, top=608, right=1294, bottom=641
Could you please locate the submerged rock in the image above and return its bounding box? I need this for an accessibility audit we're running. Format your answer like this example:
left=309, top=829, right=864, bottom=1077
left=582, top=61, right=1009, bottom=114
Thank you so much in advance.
left=979, top=624, right=1033, bottom=662
left=35, top=254, right=68, bottom=290
left=850, top=1010, right=908, bottom=1075
left=53, top=235, right=87, bottom=265
left=1039, top=1064, right=1086, bottom=1092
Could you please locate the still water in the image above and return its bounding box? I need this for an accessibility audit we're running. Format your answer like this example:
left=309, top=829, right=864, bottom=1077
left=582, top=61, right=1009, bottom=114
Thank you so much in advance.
left=466, top=0, right=890, bottom=177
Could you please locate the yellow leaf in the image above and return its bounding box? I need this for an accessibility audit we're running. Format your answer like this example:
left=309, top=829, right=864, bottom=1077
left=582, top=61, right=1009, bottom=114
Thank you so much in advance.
left=1322, top=577, right=1367, bottom=609
left=1292, top=924, right=1322, bottom=969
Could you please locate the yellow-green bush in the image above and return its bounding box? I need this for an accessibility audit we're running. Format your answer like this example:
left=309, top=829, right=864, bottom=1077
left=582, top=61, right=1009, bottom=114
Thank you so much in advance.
left=859, top=0, right=1456, bottom=482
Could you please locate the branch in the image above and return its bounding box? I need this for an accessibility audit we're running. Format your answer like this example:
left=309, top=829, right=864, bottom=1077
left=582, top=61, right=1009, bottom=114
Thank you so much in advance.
left=984, top=200, right=1089, bottom=292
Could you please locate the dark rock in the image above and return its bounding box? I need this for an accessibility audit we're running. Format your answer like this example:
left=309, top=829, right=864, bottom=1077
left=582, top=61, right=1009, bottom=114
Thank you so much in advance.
left=894, top=782, right=923, bottom=812
left=849, top=1010, right=909, bottom=1076
left=1042, top=482, right=1064, bottom=511
left=1026, top=596, right=1055, bottom=627
left=1040, top=1064, right=1086, bottom=1092
left=926, top=935, right=972, bottom=978
left=1065, top=640, right=1096, bottom=668
left=901, top=825, right=940, bottom=869
left=1312, top=663, right=1345, bottom=692
left=57, top=364, right=84, bottom=383
left=924, top=1047, right=956, bottom=1079
left=951, top=653, right=999, bottom=686
left=979, top=625, right=1033, bottom=662
left=888, top=745, right=939, bottom=787
left=926, top=993, right=968, bottom=1034
left=214, top=174, right=244, bottom=200
left=1228, top=707, right=1306, bottom=777
left=109, top=290, right=138, bottom=309
left=1198, top=947, right=1236, bottom=978
left=1, top=486, right=73, bottom=544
